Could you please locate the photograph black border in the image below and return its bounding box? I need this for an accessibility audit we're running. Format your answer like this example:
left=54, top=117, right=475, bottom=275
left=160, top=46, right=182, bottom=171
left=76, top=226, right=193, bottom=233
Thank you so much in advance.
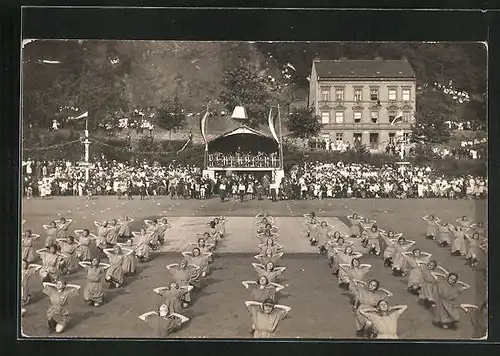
left=2, top=3, right=499, bottom=356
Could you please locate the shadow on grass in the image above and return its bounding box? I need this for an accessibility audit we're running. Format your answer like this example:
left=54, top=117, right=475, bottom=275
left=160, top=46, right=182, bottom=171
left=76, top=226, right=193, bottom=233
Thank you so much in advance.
left=29, top=290, right=46, bottom=305
left=200, top=277, right=222, bottom=288
left=194, top=290, right=217, bottom=299
left=183, top=310, right=209, bottom=319
left=123, top=272, right=149, bottom=285
left=135, top=263, right=154, bottom=275
left=68, top=310, right=103, bottom=329
left=210, top=264, right=227, bottom=271
left=104, top=288, right=130, bottom=302
left=277, top=292, right=292, bottom=301
left=145, top=253, right=163, bottom=263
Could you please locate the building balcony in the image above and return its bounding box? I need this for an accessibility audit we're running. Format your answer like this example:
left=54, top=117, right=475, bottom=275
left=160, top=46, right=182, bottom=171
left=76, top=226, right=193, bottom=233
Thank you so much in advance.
left=321, top=122, right=412, bottom=130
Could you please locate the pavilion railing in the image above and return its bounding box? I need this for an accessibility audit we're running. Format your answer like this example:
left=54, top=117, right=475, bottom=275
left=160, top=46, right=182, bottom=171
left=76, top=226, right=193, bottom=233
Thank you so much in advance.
left=207, top=154, right=280, bottom=169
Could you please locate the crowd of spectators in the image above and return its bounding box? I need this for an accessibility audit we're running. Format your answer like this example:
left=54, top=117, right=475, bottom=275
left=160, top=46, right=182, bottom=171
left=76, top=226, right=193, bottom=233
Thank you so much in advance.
left=22, top=158, right=204, bottom=198
left=433, top=139, right=487, bottom=160
left=278, top=162, right=487, bottom=200
left=22, top=156, right=487, bottom=200
left=306, top=138, right=411, bottom=158
left=307, top=138, right=351, bottom=152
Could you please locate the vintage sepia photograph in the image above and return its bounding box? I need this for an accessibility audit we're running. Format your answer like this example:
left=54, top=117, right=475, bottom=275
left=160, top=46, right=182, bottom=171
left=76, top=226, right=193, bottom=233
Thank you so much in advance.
left=20, top=40, right=487, bottom=339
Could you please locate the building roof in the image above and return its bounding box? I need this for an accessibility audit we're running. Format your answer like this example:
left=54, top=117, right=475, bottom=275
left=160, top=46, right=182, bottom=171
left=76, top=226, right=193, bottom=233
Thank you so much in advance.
left=313, top=59, right=416, bottom=79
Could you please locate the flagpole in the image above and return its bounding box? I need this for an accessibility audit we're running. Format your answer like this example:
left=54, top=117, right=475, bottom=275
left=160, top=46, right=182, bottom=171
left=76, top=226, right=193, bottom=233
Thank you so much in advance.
left=83, top=116, right=90, bottom=182
left=399, top=128, right=405, bottom=161
left=201, top=106, right=209, bottom=170
left=277, top=103, right=284, bottom=170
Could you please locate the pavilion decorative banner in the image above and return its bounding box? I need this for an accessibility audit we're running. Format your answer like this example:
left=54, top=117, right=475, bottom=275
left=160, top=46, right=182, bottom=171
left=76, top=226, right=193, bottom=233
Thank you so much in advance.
left=200, top=108, right=209, bottom=151
left=268, top=107, right=280, bottom=143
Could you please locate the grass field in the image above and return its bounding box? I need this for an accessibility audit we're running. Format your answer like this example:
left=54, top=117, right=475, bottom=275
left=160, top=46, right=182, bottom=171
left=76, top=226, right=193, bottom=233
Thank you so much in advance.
left=20, top=196, right=487, bottom=339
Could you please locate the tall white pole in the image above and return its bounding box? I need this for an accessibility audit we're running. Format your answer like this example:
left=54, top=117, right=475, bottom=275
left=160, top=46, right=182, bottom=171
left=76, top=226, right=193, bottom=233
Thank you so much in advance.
left=84, top=118, right=90, bottom=182
left=277, top=103, right=284, bottom=170
left=399, top=128, right=405, bottom=161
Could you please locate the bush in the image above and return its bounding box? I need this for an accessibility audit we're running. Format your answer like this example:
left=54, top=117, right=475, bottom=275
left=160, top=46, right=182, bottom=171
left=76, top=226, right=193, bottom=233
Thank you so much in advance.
left=283, top=148, right=399, bottom=168
left=412, top=143, right=440, bottom=165
left=137, top=135, right=158, bottom=153
left=39, top=129, right=79, bottom=146
left=430, top=158, right=486, bottom=177
left=159, top=140, right=189, bottom=152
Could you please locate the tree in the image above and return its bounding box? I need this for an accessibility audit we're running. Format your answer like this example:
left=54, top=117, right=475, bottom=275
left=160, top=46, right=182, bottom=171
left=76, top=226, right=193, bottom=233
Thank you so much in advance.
left=22, top=40, right=131, bottom=133
left=286, top=107, right=321, bottom=139
left=155, top=95, right=187, bottom=144
left=261, top=58, right=301, bottom=115
left=412, top=142, right=439, bottom=164
left=460, top=97, right=486, bottom=129
left=412, top=111, right=452, bottom=145
left=219, top=62, right=272, bottom=127
left=137, top=135, right=158, bottom=153
left=411, top=89, right=454, bottom=145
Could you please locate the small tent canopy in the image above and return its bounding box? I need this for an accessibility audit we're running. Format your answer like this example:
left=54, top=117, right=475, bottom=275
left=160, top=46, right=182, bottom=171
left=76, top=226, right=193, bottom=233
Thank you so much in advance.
left=208, top=125, right=278, bottom=154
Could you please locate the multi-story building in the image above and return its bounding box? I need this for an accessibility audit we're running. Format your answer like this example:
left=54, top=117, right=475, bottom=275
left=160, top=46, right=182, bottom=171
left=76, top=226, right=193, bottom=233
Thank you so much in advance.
left=309, top=57, right=416, bottom=151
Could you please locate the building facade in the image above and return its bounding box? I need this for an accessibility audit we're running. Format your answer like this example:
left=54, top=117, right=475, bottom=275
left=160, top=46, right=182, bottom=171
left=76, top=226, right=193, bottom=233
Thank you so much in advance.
left=309, top=57, right=417, bottom=151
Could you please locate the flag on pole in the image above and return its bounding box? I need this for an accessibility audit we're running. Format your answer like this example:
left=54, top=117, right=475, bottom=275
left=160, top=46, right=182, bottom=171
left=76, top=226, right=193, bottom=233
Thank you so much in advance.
left=268, top=107, right=279, bottom=143
left=68, top=111, right=89, bottom=120
left=200, top=108, right=209, bottom=151
left=390, top=110, right=403, bottom=125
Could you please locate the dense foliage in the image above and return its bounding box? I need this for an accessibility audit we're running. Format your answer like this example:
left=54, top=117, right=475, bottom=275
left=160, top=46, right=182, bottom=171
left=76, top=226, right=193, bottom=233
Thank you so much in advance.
left=218, top=62, right=273, bottom=127
left=286, top=107, right=322, bottom=139
left=155, top=95, right=187, bottom=138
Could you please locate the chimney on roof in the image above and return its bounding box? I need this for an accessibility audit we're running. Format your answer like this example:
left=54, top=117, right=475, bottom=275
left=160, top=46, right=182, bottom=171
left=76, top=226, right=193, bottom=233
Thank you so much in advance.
left=313, top=55, right=320, bottom=62
left=375, top=56, right=383, bottom=61
left=339, top=57, right=348, bottom=61
left=401, top=55, right=408, bottom=61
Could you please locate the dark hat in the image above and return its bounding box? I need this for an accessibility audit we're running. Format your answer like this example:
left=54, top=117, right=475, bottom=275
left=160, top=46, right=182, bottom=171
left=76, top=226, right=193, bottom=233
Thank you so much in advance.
left=262, top=298, right=275, bottom=306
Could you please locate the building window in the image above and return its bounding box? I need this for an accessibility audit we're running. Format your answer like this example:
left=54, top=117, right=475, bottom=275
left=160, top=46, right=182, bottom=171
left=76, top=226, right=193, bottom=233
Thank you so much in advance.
left=354, top=88, right=362, bottom=101
left=369, top=133, right=379, bottom=149
left=371, top=111, right=378, bottom=123
left=403, top=132, right=410, bottom=142
left=388, top=88, right=397, bottom=101
left=335, top=88, right=344, bottom=101
left=321, top=111, right=330, bottom=124
left=402, top=88, right=411, bottom=101
left=321, top=87, right=330, bottom=101
left=335, top=111, right=344, bottom=123
left=388, top=111, right=396, bottom=124
left=389, top=132, right=396, bottom=144
left=370, top=88, right=379, bottom=101
left=336, top=133, right=343, bottom=142
left=354, top=111, right=362, bottom=124
left=402, top=111, right=411, bottom=123
left=353, top=133, right=362, bottom=143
